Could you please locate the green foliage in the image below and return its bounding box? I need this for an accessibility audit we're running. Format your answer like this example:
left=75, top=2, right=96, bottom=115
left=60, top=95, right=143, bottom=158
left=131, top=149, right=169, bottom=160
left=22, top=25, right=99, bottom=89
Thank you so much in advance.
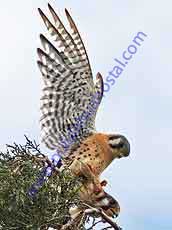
left=0, top=138, right=81, bottom=230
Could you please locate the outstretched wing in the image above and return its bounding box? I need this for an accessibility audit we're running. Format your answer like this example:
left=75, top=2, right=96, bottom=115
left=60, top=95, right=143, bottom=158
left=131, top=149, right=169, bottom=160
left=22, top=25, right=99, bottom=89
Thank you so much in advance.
left=37, top=4, right=103, bottom=153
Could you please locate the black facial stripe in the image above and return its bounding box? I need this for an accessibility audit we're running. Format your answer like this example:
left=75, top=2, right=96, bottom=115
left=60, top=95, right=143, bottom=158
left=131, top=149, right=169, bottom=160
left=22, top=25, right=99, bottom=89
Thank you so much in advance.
left=109, top=142, right=124, bottom=149
left=101, top=205, right=110, bottom=210
left=109, top=135, right=121, bottom=141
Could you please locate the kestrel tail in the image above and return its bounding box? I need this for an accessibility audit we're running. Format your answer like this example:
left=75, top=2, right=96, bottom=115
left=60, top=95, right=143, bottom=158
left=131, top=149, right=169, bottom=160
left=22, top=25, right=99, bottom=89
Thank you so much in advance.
left=37, top=3, right=130, bottom=217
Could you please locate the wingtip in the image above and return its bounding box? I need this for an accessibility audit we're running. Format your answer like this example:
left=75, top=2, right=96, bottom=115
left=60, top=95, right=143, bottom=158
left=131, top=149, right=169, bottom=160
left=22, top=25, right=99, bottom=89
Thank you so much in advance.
left=39, top=34, right=45, bottom=44
left=38, top=7, right=47, bottom=22
left=37, top=60, right=42, bottom=67
left=65, top=8, right=70, bottom=17
left=39, top=34, right=47, bottom=50
left=37, top=47, right=41, bottom=53
left=37, top=48, right=43, bottom=63
left=39, top=34, right=49, bottom=45
left=48, top=3, right=53, bottom=11
left=40, top=33, right=44, bottom=40
left=38, top=7, right=42, bottom=15
left=96, top=72, right=102, bottom=79
left=48, top=2, right=60, bottom=22
left=40, top=34, right=48, bottom=42
left=37, top=47, right=43, bottom=57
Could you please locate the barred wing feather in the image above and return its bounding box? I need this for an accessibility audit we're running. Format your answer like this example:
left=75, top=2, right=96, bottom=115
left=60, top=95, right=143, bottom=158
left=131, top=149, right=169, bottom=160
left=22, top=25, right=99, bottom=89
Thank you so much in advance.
left=37, top=4, right=104, bottom=152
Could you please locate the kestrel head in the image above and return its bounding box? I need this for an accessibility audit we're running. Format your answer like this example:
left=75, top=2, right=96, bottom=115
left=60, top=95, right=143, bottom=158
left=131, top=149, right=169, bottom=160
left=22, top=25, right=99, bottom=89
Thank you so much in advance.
left=108, top=134, right=130, bottom=159
left=101, top=191, right=120, bottom=218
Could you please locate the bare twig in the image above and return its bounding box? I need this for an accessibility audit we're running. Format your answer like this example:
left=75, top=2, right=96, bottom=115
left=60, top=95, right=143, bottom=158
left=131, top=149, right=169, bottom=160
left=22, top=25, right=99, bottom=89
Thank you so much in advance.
left=83, top=203, right=122, bottom=230
left=87, top=219, right=102, bottom=230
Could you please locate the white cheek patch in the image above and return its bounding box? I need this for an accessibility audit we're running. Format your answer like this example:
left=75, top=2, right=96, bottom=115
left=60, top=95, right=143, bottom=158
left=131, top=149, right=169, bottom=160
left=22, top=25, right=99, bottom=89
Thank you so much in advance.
left=96, top=197, right=109, bottom=207
left=109, top=138, right=121, bottom=146
left=102, top=198, right=109, bottom=206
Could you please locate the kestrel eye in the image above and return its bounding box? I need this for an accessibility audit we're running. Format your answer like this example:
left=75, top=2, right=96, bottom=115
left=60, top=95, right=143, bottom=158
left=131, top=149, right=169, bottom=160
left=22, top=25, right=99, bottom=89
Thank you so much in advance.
left=119, top=143, right=124, bottom=148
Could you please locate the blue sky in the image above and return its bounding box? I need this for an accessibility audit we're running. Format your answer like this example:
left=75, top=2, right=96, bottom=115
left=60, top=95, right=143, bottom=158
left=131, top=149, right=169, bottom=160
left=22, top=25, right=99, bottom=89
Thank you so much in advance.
left=0, top=0, right=172, bottom=229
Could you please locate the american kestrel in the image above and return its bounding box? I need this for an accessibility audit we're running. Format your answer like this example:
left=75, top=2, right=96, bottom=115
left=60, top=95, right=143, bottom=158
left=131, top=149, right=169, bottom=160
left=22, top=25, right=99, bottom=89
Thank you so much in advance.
left=37, top=3, right=130, bottom=218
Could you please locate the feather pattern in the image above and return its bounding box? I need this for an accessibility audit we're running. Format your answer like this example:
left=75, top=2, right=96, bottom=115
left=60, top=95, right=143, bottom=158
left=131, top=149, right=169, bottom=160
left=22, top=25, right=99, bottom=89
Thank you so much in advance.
left=37, top=4, right=104, bottom=153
